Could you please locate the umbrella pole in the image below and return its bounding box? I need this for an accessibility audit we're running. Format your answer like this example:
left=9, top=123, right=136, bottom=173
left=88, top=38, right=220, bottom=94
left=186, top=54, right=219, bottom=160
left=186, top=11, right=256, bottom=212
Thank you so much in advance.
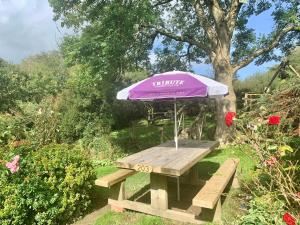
left=174, top=100, right=178, bottom=150
left=174, top=100, right=180, bottom=201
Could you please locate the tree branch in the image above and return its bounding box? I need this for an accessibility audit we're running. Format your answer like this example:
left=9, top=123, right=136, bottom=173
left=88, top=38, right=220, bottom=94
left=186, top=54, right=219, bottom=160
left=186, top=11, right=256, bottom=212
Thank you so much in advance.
left=153, top=0, right=173, bottom=7
left=193, top=0, right=217, bottom=47
left=141, top=24, right=210, bottom=54
left=207, top=0, right=224, bottom=26
left=233, top=25, right=300, bottom=71
left=177, top=44, right=193, bottom=63
left=225, top=0, right=242, bottom=35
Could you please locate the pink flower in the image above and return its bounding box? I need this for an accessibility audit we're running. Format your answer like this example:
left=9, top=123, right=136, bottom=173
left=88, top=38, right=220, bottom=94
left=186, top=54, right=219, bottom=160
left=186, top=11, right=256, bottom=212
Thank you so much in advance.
left=5, top=155, right=20, bottom=173
left=297, top=192, right=300, bottom=199
left=283, top=212, right=296, bottom=225
left=265, top=156, right=277, bottom=166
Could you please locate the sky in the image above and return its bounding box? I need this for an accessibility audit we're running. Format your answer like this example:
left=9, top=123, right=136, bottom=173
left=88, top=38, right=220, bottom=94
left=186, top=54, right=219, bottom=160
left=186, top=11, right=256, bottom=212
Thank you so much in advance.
left=0, top=0, right=278, bottom=80
left=0, top=0, right=70, bottom=63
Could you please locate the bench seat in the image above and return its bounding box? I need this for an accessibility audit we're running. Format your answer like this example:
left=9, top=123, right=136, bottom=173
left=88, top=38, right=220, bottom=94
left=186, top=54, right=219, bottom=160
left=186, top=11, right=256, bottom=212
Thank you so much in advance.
left=95, top=169, right=136, bottom=188
left=192, top=158, right=239, bottom=209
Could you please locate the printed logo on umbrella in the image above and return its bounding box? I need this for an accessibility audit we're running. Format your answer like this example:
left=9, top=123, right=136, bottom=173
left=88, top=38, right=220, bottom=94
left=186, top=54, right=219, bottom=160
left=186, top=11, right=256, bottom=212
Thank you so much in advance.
left=152, top=80, right=185, bottom=88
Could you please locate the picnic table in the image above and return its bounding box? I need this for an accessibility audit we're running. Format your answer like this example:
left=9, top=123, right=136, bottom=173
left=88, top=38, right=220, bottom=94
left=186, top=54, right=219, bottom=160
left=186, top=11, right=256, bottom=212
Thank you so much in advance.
left=116, top=139, right=218, bottom=176
left=96, top=140, right=239, bottom=224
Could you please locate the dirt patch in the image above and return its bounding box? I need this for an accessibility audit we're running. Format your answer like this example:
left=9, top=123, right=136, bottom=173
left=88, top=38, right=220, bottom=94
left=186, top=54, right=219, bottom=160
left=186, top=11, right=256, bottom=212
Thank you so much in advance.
left=72, top=205, right=110, bottom=225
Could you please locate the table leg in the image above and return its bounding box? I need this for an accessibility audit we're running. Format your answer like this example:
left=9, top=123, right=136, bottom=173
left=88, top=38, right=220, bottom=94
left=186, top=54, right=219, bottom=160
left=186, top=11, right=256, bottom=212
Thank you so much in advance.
left=109, top=181, right=126, bottom=212
left=189, top=164, right=199, bottom=185
left=176, top=177, right=180, bottom=201
left=150, top=173, right=168, bottom=210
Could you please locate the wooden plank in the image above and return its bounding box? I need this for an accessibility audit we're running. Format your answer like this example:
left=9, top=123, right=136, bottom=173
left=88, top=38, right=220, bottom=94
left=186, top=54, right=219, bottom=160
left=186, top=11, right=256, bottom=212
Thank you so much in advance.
left=118, top=140, right=217, bottom=169
left=108, top=199, right=206, bottom=224
left=212, top=198, right=222, bottom=223
left=133, top=147, right=186, bottom=173
left=192, top=158, right=239, bottom=209
left=120, top=140, right=175, bottom=165
left=159, top=141, right=219, bottom=176
left=150, top=173, right=168, bottom=210
left=109, top=181, right=126, bottom=212
left=189, top=164, right=200, bottom=185
left=116, top=146, right=161, bottom=167
left=171, top=205, right=202, bottom=216
left=116, top=140, right=219, bottom=176
left=166, top=141, right=219, bottom=169
left=116, top=141, right=179, bottom=167
left=95, top=169, right=136, bottom=187
left=129, top=146, right=177, bottom=167
left=109, top=181, right=125, bottom=200
left=162, top=141, right=219, bottom=176
left=116, top=146, right=175, bottom=171
left=232, top=172, right=240, bottom=189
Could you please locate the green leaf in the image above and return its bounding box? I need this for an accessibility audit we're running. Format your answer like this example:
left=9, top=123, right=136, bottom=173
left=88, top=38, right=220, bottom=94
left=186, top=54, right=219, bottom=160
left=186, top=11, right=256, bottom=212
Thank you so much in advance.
left=267, top=145, right=278, bottom=151
left=278, top=145, right=293, bottom=156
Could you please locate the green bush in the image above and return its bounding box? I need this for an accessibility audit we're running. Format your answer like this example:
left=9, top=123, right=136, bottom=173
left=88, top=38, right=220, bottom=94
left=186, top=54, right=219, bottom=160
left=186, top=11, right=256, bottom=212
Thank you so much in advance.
left=0, top=144, right=95, bottom=225
left=79, top=134, right=125, bottom=165
left=239, top=194, right=286, bottom=225
left=0, top=114, right=27, bottom=145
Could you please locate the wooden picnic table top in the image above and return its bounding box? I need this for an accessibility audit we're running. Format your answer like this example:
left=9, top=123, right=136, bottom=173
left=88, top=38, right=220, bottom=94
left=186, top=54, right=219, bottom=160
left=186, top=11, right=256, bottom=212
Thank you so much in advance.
left=116, top=139, right=219, bottom=176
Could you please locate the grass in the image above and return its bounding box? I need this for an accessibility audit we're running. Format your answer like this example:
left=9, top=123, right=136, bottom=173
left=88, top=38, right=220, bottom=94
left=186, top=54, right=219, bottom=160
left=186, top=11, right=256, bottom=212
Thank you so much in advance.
left=109, top=119, right=175, bottom=154
left=94, top=211, right=168, bottom=225
left=91, top=119, right=257, bottom=225
left=109, top=116, right=216, bottom=156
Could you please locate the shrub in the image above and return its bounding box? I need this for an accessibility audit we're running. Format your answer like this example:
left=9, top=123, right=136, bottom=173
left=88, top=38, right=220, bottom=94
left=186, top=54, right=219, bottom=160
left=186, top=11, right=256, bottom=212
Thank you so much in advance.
left=232, top=76, right=300, bottom=215
left=0, top=98, right=60, bottom=147
left=0, top=114, right=28, bottom=146
left=0, top=144, right=95, bottom=225
left=239, top=194, right=286, bottom=225
left=79, top=134, right=125, bottom=165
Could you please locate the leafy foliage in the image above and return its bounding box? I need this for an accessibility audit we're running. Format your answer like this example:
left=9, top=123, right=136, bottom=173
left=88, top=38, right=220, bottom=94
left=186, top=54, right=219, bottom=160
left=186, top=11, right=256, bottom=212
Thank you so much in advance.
left=19, top=51, right=68, bottom=102
left=49, top=0, right=300, bottom=69
left=234, top=46, right=300, bottom=109
left=234, top=68, right=279, bottom=94
left=232, top=76, right=300, bottom=214
left=239, top=195, right=286, bottom=225
left=0, top=59, right=29, bottom=112
left=0, top=144, right=95, bottom=225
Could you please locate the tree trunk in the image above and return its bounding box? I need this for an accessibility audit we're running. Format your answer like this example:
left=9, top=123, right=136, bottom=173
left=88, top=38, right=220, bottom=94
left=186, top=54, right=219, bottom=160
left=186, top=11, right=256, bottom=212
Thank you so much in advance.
left=213, top=60, right=236, bottom=143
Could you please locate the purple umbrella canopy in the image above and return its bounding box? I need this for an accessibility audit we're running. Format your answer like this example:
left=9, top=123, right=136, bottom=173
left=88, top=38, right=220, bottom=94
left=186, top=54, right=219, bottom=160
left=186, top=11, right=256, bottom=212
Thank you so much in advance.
left=117, top=71, right=228, bottom=151
left=117, top=71, right=228, bottom=100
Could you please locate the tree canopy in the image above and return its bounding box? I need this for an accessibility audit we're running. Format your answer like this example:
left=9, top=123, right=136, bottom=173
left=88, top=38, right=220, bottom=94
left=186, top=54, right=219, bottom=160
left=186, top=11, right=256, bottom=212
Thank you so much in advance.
left=49, top=0, right=299, bottom=70
left=48, top=0, right=300, bottom=141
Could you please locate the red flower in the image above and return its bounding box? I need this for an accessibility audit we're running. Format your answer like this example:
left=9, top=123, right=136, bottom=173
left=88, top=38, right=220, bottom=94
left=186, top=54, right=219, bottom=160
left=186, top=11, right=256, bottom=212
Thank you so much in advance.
left=268, top=115, right=280, bottom=125
left=225, top=112, right=236, bottom=127
left=283, top=212, right=296, bottom=225
left=265, top=156, right=277, bottom=166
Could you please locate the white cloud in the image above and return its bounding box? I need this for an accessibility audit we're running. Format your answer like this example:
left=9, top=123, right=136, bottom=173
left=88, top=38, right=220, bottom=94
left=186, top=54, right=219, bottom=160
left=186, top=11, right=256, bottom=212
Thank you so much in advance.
left=0, top=0, right=71, bottom=63
left=0, top=15, right=9, bottom=24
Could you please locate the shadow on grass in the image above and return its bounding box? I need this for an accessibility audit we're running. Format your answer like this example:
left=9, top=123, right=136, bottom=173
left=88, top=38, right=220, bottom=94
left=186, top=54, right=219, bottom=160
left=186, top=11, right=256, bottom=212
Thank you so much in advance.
left=197, top=156, right=222, bottom=180
left=90, top=186, right=109, bottom=210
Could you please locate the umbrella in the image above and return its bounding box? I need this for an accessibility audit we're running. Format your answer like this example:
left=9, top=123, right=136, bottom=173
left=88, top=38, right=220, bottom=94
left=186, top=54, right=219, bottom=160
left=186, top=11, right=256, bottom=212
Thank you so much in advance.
left=117, top=71, right=228, bottom=150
